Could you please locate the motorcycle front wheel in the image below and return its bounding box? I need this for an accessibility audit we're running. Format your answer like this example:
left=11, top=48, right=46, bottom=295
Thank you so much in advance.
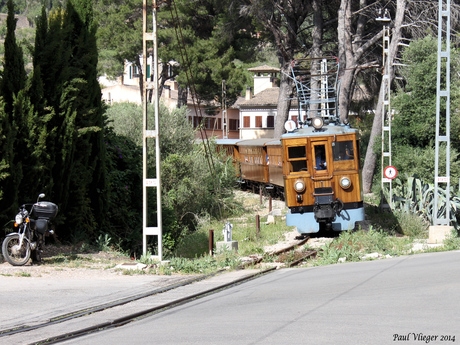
left=2, top=234, right=31, bottom=266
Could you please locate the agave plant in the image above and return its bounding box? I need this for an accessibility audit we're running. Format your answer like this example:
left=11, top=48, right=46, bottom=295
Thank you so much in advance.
left=383, top=175, right=460, bottom=229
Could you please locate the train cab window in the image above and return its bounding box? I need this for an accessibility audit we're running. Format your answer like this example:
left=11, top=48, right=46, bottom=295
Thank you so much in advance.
left=287, top=146, right=307, bottom=172
left=333, top=141, right=354, bottom=161
left=288, top=146, right=306, bottom=159
left=314, top=145, right=327, bottom=171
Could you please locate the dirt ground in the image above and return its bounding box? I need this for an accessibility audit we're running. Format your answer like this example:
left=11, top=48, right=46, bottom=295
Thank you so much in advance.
left=0, top=244, right=134, bottom=279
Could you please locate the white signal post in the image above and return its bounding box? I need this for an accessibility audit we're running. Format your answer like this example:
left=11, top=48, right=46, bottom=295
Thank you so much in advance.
left=142, top=0, right=162, bottom=260
left=434, top=0, right=451, bottom=226
left=377, top=9, right=392, bottom=211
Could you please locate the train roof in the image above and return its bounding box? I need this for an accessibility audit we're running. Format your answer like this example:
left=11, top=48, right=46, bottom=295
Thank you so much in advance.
left=281, top=123, right=358, bottom=139
left=214, top=139, right=241, bottom=145
left=236, top=138, right=280, bottom=147
left=215, top=138, right=280, bottom=147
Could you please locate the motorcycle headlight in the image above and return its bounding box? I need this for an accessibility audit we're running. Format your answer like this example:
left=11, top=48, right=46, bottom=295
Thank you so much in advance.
left=340, top=177, right=352, bottom=189
left=15, top=214, right=23, bottom=225
left=294, top=179, right=306, bottom=193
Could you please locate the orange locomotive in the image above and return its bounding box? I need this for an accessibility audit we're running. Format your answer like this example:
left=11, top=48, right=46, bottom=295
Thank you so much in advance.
left=216, top=118, right=364, bottom=233
left=281, top=117, right=364, bottom=232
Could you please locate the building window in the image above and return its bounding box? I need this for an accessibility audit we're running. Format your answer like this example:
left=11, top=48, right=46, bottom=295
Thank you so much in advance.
left=229, top=119, right=238, bottom=131
left=243, top=116, right=250, bottom=128
left=255, top=116, right=262, bottom=128
left=267, top=115, right=274, bottom=128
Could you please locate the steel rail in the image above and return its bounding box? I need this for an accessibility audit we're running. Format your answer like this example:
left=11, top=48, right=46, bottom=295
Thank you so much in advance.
left=3, top=238, right=314, bottom=343
left=0, top=270, right=225, bottom=337
left=28, top=268, right=276, bottom=345
left=288, top=249, right=319, bottom=267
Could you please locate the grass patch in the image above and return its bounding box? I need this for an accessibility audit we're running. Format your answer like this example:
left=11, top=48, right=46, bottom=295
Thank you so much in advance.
left=311, top=228, right=414, bottom=266
left=174, top=192, right=292, bottom=259
left=364, top=202, right=429, bottom=238
left=46, top=254, right=92, bottom=266
left=442, top=229, right=460, bottom=251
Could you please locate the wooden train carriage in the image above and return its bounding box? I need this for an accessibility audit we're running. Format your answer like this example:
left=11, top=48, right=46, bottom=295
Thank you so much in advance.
left=281, top=124, right=364, bottom=233
left=266, top=140, right=283, bottom=188
left=237, top=139, right=274, bottom=185
left=215, top=139, right=241, bottom=175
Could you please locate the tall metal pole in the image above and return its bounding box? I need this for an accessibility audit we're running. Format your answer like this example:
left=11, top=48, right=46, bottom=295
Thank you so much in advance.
left=142, top=0, right=162, bottom=260
left=222, top=80, right=228, bottom=139
left=377, top=10, right=392, bottom=210
left=434, top=0, right=451, bottom=226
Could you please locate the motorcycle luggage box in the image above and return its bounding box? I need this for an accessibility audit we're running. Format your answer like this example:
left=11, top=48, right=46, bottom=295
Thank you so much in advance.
left=32, top=201, right=58, bottom=219
left=31, top=218, right=49, bottom=234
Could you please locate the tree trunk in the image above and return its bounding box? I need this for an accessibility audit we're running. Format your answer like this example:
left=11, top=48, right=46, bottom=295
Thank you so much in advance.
left=309, top=0, right=323, bottom=115
left=362, top=87, right=384, bottom=194
left=337, top=0, right=353, bottom=124
left=137, top=57, right=144, bottom=104
left=177, top=85, right=188, bottom=108
left=274, top=62, right=293, bottom=138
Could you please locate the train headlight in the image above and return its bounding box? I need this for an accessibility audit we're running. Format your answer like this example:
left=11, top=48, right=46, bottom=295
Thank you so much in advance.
left=294, top=179, right=306, bottom=193
left=340, top=177, right=352, bottom=189
left=312, top=117, right=324, bottom=130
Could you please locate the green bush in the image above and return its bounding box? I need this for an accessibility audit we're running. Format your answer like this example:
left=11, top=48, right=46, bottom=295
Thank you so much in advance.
left=394, top=211, right=429, bottom=238
left=105, top=102, right=238, bottom=255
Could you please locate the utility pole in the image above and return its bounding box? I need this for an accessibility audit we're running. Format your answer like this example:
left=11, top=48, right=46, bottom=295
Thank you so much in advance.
left=222, top=80, right=228, bottom=139
left=432, top=0, right=451, bottom=232
left=142, top=0, right=162, bottom=260
left=377, top=9, right=392, bottom=210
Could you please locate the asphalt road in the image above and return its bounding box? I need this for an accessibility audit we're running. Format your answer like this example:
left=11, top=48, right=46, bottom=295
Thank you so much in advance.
left=61, top=250, right=460, bottom=345
left=0, top=273, right=197, bottom=331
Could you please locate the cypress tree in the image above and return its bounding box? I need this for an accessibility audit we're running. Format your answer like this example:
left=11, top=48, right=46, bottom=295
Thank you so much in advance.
left=0, top=0, right=27, bottom=222
left=1, top=0, right=26, bottom=115
left=67, top=0, right=107, bottom=233
left=30, top=0, right=107, bottom=240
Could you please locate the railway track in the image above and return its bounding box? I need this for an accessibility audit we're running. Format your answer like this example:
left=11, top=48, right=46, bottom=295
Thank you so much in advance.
left=245, top=235, right=319, bottom=268
left=273, top=236, right=318, bottom=267
left=1, top=237, right=316, bottom=345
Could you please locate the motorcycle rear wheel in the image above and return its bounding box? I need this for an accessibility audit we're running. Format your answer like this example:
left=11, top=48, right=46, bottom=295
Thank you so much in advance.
left=2, top=234, right=31, bottom=266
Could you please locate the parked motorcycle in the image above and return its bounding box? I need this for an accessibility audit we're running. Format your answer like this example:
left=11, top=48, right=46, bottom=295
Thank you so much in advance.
left=2, top=193, right=58, bottom=266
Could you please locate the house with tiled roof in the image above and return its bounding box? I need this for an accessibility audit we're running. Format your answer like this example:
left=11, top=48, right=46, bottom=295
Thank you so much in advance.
left=101, top=62, right=310, bottom=140
left=100, top=59, right=240, bottom=139
left=236, top=65, right=299, bottom=139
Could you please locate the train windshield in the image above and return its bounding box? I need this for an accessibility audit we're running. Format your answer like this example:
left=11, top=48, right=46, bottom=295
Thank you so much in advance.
left=333, top=141, right=354, bottom=161
left=314, top=145, right=327, bottom=171
left=287, top=146, right=307, bottom=172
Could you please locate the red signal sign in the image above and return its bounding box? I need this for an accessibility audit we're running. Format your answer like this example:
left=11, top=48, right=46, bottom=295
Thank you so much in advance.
left=384, top=166, right=398, bottom=180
